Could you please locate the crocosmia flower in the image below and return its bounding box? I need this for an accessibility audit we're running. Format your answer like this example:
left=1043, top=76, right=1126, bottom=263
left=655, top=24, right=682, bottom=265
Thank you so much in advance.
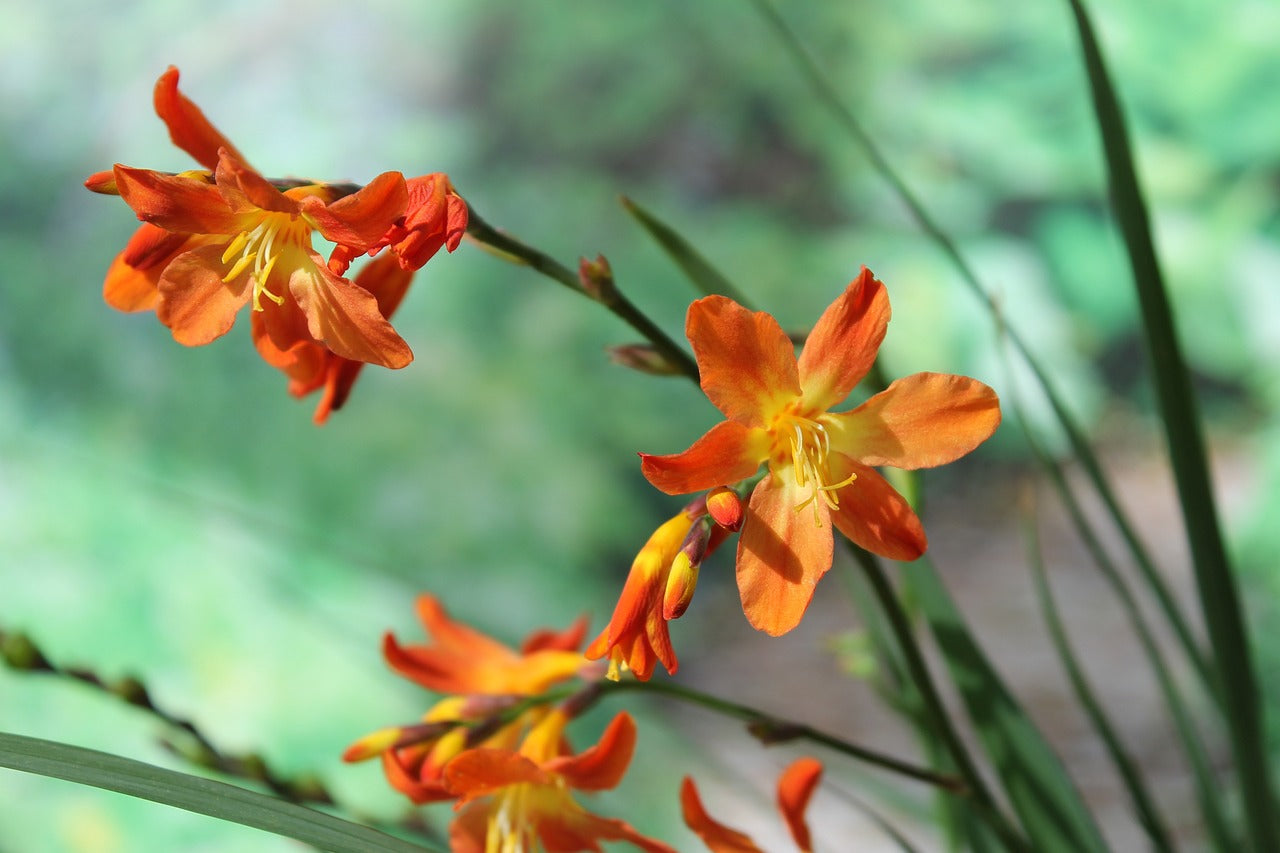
left=681, top=758, right=823, bottom=853
left=640, top=268, right=1001, bottom=635
left=87, top=67, right=469, bottom=415
left=343, top=595, right=591, bottom=804
left=445, top=709, right=675, bottom=853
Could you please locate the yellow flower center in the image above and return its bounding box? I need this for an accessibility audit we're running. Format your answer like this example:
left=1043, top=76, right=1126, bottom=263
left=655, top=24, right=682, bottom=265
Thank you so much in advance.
left=220, top=213, right=311, bottom=311
left=774, top=411, right=857, bottom=525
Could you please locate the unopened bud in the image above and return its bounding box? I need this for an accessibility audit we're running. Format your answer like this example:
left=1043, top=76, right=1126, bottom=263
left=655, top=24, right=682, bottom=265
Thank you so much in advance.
left=578, top=254, right=617, bottom=303
left=606, top=343, right=683, bottom=376
left=706, top=486, right=744, bottom=531
left=664, top=518, right=711, bottom=620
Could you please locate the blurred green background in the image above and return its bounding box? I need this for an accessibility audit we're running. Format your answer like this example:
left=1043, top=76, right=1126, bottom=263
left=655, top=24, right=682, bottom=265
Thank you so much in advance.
left=1, top=0, right=1278, bottom=849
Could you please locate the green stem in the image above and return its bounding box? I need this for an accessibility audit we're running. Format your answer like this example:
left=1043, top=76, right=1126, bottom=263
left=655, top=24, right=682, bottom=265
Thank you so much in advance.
left=464, top=204, right=700, bottom=382
left=598, top=678, right=964, bottom=793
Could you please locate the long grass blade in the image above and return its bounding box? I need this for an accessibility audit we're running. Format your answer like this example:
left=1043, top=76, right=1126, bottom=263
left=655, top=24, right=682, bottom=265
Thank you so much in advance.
left=1062, top=1, right=1276, bottom=847
left=0, top=732, right=436, bottom=853
left=619, top=196, right=752, bottom=304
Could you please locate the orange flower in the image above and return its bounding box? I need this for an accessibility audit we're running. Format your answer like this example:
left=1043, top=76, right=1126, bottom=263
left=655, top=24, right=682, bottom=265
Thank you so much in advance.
left=681, top=758, right=823, bottom=853
left=445, top=710, right=675, bottom=853
left=641, top=268, right=1001, bottom=635
left=343, top=595, right=591, bottom=804
left=585, top=500, right=729, bottom=681
left=110, top=151, right=412, bottom=367
left=88, top=66, right=469, bottom=390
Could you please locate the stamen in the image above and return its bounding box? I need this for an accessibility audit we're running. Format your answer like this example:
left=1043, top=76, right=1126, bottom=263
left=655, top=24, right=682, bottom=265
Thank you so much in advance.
left=777, top=413, right=859, bottom=527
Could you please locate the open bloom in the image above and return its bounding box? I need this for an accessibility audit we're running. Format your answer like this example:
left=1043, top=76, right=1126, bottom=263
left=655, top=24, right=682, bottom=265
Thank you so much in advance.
left=641, top=268, right=1001, bottom=635
left=343, top=595, right=591, bottom=804
left=445, top=709, right=675, bottom=853
left=87, top=67, right=468, bottom=412
left=681, top=758, right=823, bottom=853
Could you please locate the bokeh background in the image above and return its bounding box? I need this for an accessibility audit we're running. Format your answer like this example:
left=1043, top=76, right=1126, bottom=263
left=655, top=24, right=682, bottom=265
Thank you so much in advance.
left=1, top=0, right=1278, bottom=849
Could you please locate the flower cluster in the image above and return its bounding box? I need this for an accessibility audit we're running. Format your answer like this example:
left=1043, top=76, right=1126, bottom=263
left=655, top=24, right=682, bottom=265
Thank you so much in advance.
left=85, top=67, right=467, bottom=422
left=343, top=595, right=673, bottom=851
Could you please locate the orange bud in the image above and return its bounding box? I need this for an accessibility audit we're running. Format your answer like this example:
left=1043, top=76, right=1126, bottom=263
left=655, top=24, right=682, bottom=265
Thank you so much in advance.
left=706, top=486, right=744, bottom=531
left=664, top=518, right=711, bottom=620
left=84, top=170, right=120, bottom=195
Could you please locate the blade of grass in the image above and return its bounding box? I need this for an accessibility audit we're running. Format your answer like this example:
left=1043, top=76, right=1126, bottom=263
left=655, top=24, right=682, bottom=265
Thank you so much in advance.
left=0, top=732, right=436, bottom=852
left=1016, top=410, right=1234, bottom=850
left=748, top=0, right=1215, bottom=705
left=1021, top=494, right=1178, bottom=852
left=619, top=196, right=752, bottom=304
left=898, top=555, right=1108, bottom=853
left=1062, top=1, right=1276, bottom=847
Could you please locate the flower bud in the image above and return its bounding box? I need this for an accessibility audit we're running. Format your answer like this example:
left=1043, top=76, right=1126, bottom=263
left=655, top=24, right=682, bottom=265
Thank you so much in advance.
left=706, top=486, right=744, bottom=531
left=664, top=518, right=712, bottom=620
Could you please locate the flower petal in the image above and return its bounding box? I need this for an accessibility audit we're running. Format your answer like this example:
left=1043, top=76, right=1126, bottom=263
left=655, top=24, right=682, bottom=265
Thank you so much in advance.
left=680, top=777, right=764, bottom=853
left=113, top=166, right=242, bottom=235
left=102, top=224, right=195, bottom=312
left=156, top=244, right=252, bottom=345
left=640, top=421, right=768, bottom=495
left=444, top=749, right=550, bottom=803
left=214, top=151, right=297, bottom=214
left=827, top=457, right=927, bottom=561
left=549, top=712, right=636, bottom=791
left=287, top=253, right=414, bottom=368
left=777, top=758, right=823, bottom=853
left=687, top=295, right=800, bottom=426
left=153, top=66, right=247, bottom=171
left=303, top=170, right=408, bottom=251
left=736, top=472, right=834, bottom=636
left=797, top=267, right=890, bottom=412
left=831, top=372, right=1001, bottom=469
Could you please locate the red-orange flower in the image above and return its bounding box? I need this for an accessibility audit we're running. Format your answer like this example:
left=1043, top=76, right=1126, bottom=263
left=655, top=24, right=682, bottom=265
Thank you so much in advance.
left=111, top=151, right=412, bottom=367
left=343, top=595, right=591, bottom=804
left=641, top=268, right=1001, bottom=635
left=87, top=66, right=469, bottom=400
left=681, top=758, right=823, bottom=853
left=445, top=710, right=675, bottom=853
left=585, top=500, right=729, bottom=681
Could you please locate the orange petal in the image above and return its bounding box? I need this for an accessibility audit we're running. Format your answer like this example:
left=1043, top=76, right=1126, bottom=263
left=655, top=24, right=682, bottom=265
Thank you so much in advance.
left=686, top=295, right=800, bottom=426
left=304, top=171, right=408, bottom=251
left=153, top=66, right=247, bottom=170
left=156, top=244, right=252, bottom=345
left=287, top=254, right=413, bottom=368
left=214, top=151, right=296, bottom=214
left=520, top=615, right=589, bottom=655
left=680, top=777, right=764, bottom=853
left=444, top=749, right=550, bottom=803
left=640, top=420, right=768, bottom=495
left=549, top=712, right=636, bottom=791
left=538, top=810, right=678, bottom=853
left=416, top=595, right=514, bottom=658
left=102, top=224, right=193, bottom=312
left=827, top=457, right=927, bottom=561
left=831, top=372, right=1001, bottom=469
left=797, top=267, right=890, bottom=411
left=777, top=758, right=823, bottom=853
left=113, top=166, right=241, bottom=235
left=736, top=473, right=834, bottom=636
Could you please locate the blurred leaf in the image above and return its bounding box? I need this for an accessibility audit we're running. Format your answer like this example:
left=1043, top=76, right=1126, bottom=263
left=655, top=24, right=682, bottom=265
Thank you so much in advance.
left=620, top=196, right=751, bottom=304
left=0, top=732, right=436, bottom=853
left=1065, top=0, right=1277, bottom=846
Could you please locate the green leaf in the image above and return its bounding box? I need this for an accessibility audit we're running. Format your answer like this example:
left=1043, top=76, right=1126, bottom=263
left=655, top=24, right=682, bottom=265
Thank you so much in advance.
left=902, top=560, right=1107, bottom=853
left=1063, top=0, right=1277, bottom=847
left=619, top=196, right=752, bottom=305
left=0, top=732, right=438, bottom=853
